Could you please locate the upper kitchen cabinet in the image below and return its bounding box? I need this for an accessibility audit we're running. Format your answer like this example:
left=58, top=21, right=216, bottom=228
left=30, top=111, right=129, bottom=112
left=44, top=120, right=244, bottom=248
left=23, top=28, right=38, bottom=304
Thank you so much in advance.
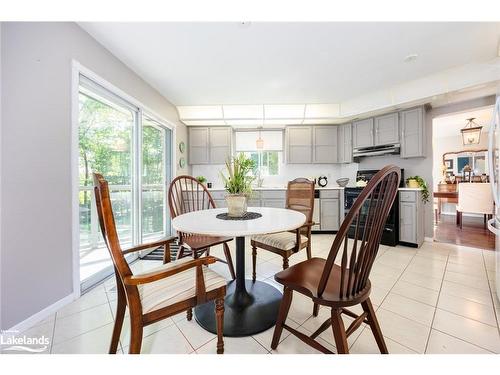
left=209, top=127, right=232, bottom=164
left=286, top=126, right=313, bottom=164
left=352, top=118, right=374, bottom=148
left=188, top=127, right=209, bottom=164
left=312, top=126, right=338, bottom=163
left=400, top=107, right=425, bottom=158
left=188, top=127, right=231, bottom=164
left=374, top=112, right=399, bottom=146
left=337, top=123, right=352, bottom=163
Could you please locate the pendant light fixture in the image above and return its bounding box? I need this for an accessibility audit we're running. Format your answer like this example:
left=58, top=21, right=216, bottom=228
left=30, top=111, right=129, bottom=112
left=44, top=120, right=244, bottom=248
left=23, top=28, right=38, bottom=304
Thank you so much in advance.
left=256, top=127, right=264, bottom=150
left=460, top=117, right=483, bottom=145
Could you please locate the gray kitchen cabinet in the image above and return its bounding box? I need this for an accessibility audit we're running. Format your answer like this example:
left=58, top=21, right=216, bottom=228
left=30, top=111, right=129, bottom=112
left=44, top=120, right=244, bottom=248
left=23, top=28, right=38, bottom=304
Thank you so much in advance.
left=209, top=127, right=232, bottom=164
left=188, top=127, right=231, bottom=164
left=188, top=127, right=209, bottom=164
left=352, top=118, right=374, bottom=149
left=337, top=123, right=352, bottom=163
left=399, top=190, right=424, bottom=247
left=374, top=112, right=399, bottom=146
left=312, top=198, right=321, bottom=230
left=286, top=127, right=313, bottom=164
left=320, top=198, right=340, bottom=231
left=312, top=126, right=338, bottom=163
left=400, top=107, right=425, bottom=158
left=261, top=199, right=286, bottom=208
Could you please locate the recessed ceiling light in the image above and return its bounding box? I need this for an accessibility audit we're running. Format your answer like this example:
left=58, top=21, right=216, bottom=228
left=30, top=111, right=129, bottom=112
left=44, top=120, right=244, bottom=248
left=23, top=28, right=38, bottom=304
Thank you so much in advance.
left=238, top=22, right=252, bottom=29
left=404, top=54, right=418, bottom=63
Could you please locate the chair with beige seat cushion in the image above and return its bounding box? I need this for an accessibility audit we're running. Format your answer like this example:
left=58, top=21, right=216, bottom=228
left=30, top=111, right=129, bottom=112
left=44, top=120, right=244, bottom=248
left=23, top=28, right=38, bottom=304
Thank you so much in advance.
left=250, top=178, right=315, bottom=281
left=456, top=182, right=494, bottom=229
left=93, top=173, right=226, bottom=354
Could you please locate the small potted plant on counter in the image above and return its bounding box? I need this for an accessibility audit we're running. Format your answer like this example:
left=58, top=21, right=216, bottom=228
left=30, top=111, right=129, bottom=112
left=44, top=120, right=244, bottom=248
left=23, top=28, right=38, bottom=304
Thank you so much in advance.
left=220, top=154, right=255, bottom=217
left=406, top=176, right=429, bottom=203
left=196, top=175, right=207, bottom=186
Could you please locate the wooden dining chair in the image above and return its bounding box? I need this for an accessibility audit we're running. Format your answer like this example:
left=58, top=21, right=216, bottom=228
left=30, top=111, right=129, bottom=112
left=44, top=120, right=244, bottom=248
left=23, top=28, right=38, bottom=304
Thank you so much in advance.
left=93, top=173, right=226, bottom=354
left=250, top=178, right=315, bottom=282
left=271, top=165, right=401, bottom=354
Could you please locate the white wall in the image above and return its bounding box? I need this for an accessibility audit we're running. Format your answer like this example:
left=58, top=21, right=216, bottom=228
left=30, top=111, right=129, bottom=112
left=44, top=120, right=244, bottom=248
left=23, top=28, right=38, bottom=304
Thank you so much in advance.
left=0, top=22, right=188, bottom=329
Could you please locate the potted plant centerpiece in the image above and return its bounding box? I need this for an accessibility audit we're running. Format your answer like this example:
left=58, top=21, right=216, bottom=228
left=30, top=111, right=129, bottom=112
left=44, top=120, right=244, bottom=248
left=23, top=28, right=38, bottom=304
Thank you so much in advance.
left=220, top=154, right=256, bottom=217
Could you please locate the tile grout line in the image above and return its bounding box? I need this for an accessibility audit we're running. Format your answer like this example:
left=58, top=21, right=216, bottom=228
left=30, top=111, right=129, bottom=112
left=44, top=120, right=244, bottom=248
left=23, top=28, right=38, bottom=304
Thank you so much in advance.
left=365, top=248, right=423, bottom=352
left=103, top=281, right=124, bottom=354
left=481, top=250, right=500, bottom=336
left=423, top=249, right=449, bottom=354
left=171, top=316, right=197, bottom=354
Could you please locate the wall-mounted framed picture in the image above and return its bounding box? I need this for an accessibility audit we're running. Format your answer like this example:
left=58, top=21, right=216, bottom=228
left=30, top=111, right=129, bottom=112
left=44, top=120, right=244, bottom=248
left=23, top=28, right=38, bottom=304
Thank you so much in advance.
left=444, top=159, right=453, bottom=170
left=179, top=141, right=186, bottom=153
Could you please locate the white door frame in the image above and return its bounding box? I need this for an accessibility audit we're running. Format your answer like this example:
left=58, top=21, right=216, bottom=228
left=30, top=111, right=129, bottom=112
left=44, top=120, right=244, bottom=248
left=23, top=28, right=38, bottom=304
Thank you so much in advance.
left=71, top=60, right=176, bottom=298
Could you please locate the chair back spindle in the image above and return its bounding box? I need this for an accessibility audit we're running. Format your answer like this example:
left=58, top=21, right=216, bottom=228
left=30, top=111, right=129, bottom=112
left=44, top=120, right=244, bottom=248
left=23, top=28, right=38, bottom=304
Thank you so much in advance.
left=318, top=166, right=401, bottom=300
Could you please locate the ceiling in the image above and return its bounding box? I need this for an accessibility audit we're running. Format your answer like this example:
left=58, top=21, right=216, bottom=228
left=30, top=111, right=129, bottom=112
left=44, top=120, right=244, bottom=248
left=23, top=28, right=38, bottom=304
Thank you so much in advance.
left=80, top=22, right=500, bottom=108
left=433, top=106, right=494, bottom=139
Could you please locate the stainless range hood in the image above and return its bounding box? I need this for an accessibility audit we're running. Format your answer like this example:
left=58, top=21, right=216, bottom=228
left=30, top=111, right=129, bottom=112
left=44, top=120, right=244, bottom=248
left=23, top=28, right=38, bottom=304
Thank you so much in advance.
left=353, top=144, right=400, bottom=158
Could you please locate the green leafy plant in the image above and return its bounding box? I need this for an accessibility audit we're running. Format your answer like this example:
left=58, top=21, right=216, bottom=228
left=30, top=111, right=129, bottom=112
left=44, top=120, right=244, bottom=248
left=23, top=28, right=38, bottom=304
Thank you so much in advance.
left=220, top=154, right=256, bottom=195
left=406, top=176, right=429, bottom=203
left=196, top=176, right=207, bottom=184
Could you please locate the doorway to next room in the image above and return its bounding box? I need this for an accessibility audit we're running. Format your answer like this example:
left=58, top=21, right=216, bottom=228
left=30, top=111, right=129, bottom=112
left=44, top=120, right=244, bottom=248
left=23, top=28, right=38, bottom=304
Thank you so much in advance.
left=432, top=105, right=495, bottom=250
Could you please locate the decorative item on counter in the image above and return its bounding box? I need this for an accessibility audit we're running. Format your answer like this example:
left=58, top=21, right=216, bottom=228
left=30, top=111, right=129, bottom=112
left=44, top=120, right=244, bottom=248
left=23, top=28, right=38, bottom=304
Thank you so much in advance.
left=336, top=178, right=349, bottom=187
left=196, top=176, right=207, bottom=186
left=220, top=153, right=256, bottom=217
left=356, top=178, right=367, bottom=187
left=317, top=175, right=328, bottom=187
left=406, top=176, right=429, bottom=203
left=207, top=182, right=213, bottom=188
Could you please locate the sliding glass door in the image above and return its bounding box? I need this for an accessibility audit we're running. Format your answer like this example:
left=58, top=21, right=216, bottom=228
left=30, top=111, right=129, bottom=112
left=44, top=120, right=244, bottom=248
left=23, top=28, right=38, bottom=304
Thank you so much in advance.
left=78, top=76, right=172, bottom=291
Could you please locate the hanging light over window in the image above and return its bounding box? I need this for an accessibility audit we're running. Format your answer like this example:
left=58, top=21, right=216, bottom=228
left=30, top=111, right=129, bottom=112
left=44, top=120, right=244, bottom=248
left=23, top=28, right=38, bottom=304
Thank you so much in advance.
left=460, top=117, right=483, bottom=145
left=256, top=127, right=264, bottom=150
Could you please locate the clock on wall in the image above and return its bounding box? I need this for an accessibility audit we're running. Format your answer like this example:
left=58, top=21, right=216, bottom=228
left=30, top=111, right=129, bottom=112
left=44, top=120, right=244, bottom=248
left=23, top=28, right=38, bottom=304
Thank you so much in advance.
left=179, top=141, right=186, bottom=153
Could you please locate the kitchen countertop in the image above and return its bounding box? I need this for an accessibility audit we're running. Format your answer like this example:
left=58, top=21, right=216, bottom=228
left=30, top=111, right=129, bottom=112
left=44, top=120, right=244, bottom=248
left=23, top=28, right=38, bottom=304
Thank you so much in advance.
left=398, top=187, right=423, bottom=191
left=207, top=186, right=345, bottom=191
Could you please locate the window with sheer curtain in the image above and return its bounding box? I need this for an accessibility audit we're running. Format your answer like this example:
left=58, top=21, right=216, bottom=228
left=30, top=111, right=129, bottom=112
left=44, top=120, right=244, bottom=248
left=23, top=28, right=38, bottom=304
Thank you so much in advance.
left=234, top=130, right=283, bottom=176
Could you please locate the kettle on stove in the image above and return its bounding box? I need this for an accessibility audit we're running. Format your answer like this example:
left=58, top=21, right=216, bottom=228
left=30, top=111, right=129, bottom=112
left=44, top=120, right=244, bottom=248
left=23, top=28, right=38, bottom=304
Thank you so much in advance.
left=317, top=175, right=328, bottom=187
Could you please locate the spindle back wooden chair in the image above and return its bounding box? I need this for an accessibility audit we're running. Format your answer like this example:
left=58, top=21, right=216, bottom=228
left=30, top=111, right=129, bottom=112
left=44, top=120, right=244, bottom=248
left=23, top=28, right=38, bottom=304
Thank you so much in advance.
left=250, top=178, right=315, bottom=281
left=168, top=175, right=236, bottom=277
left=93, top=173, right=226, bottom=354
left=271, top=165, right=401, bottom=354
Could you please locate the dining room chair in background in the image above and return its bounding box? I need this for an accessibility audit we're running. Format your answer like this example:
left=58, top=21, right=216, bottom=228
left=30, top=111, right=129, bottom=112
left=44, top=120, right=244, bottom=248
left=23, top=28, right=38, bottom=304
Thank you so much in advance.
left=456, top=182, right=494, bottom=229
left=93, top=173, right=226, bottom=354
left=250, top=178, right=315, bottom=282
left=270, top=165, right=401, bottom=354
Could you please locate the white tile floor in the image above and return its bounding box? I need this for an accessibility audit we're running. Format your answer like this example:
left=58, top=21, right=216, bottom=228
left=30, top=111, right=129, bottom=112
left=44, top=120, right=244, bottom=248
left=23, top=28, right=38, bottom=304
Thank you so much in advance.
left=7, top=235, right=500, bottom=354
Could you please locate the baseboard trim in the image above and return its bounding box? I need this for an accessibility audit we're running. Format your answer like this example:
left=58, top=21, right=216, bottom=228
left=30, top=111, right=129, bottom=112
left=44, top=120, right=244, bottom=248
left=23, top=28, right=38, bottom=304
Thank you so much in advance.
left=424, top=237, right=434, bottom=243
left=7, top=292, right=76, bottom=333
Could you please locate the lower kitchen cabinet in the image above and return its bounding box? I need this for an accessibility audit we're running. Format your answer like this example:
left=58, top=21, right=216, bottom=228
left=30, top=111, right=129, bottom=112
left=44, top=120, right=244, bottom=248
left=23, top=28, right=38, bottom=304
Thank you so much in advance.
left=261, top=198, right=286, bottom=208
left=399, top=189, right=424, bottom=247
left=320, top=198, right=340, bottom=231
left=208, top=188, right=343, bottom=232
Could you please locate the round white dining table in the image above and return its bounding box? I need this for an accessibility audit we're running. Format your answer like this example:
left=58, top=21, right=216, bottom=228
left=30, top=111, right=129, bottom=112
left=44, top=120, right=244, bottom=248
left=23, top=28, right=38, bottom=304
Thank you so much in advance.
left=172, top=206, right=306, bottom=337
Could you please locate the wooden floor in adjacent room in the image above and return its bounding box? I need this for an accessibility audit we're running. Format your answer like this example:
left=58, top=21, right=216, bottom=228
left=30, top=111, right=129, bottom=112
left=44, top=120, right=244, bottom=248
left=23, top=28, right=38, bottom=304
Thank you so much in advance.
left=434, top=214, right=495, bottom=250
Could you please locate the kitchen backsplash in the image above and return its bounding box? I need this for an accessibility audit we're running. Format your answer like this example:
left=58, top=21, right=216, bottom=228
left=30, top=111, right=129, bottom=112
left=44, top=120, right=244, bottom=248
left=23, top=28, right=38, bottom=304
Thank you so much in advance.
left=191, top=163, right=359, bottom=189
